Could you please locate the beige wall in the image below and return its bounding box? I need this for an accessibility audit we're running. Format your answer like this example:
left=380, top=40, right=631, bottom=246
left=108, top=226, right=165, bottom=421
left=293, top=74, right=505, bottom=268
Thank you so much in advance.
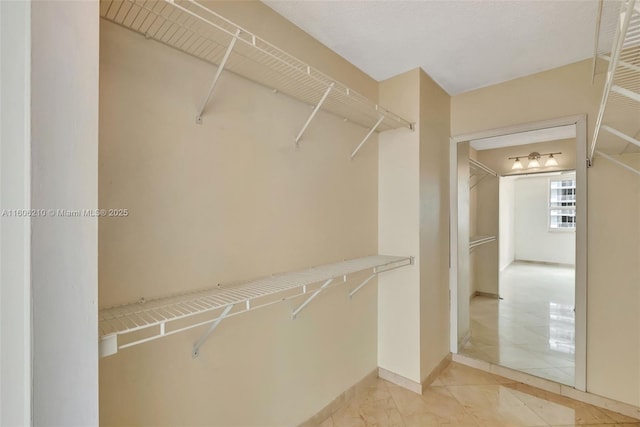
left=587, top=153, right=640, bottom=405
left=378, top=69, right=421, bottom=382
left=452, top=59, right=640, bottom=406
left=99, top=18, right=381, bottom=425
left=378, top=69, right=450, bottom=384
left=418, top=70, right=451, bottom=382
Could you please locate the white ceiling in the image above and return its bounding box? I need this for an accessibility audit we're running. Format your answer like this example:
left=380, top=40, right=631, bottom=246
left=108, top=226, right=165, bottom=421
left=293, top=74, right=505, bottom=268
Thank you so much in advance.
left=263, top=0, right=611, bottom=95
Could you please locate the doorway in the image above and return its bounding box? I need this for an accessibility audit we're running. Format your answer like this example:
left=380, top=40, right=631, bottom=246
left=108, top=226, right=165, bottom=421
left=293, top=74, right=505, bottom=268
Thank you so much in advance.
left=449, top=116, right=587, bottom=391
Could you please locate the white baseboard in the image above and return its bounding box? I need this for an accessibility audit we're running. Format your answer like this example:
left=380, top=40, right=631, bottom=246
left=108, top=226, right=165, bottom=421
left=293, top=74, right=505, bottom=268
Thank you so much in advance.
left=471, top=291, right=500, bottom=299
left=377, top=367, right=422, bottom=394
left=513, top=259, right=575, bottom=268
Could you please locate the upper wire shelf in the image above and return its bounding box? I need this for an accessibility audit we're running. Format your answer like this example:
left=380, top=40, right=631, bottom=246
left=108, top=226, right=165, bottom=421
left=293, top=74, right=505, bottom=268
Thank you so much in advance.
left=469, top=159, right=497, bottom=178
left=591, top=0, right=640, bottom=169
left=469, top=158, right=497, bottom=189
left=99, top=255, right=413, bottom=358
left=99, top=0, right=414, bottom=135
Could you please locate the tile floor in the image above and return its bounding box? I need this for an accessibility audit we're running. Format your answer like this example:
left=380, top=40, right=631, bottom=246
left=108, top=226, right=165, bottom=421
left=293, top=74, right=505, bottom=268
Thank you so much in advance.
left=461, top=262, right=576, bottom=386
left=321, top=362, right=639, bottom=427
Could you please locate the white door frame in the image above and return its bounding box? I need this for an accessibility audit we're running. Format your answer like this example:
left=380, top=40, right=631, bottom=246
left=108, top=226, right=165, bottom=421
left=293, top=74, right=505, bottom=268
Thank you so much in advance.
left=449, top=114, right=588, bottom=392
left=0, top=0, right=32, bottom=424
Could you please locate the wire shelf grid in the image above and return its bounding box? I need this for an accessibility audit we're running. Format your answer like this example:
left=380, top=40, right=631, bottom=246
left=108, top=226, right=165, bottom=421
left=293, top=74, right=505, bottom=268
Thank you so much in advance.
left=100, top=0, right=413, bottom=133
left=99, top=255, right=413, bottom=357
left=592, top=0, right=640, bottom=161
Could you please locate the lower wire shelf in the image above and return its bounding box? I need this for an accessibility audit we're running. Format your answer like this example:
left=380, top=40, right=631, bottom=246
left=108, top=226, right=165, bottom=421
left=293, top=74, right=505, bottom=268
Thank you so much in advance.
left=469, top=235, right=497, bottom=251
left=99, top=255, right=413, bottom=357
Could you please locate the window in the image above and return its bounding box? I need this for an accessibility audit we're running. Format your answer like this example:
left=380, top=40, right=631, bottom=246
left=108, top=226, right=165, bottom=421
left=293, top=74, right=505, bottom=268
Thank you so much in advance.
left=549, top=177, right=576, bottom=230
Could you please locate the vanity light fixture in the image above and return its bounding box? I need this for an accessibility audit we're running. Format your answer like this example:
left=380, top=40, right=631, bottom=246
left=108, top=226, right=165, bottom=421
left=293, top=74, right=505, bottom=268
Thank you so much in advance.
left=528, top=152, right=541, bottom=168
left=509, top=151, right=561, bottom=170
left=545, top=153, right=558, bottom=167
left=512, top=158, right=523, bottom=170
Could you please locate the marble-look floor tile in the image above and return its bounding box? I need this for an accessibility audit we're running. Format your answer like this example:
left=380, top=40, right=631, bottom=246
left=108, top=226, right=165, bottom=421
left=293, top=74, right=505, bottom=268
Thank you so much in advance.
left=332, top=380, right=405, bottom=427
left=447, top=384, right=548, bottom=426
left=319, top=416, right=335, bottom=427
left=600, top=407, right=640, bottom=424
left=549, top=425, right=640, bottom=427
left=437, top=362, right=515, bottom=386
left=468, top=406, right=549, bottom=427
left=519, top=368, right=573, bottom=387
left=388, top=383, right=478, bottom=427
left=314, top=363, right=638, bottom=427
left=331, top=398, right=405, bottom=427
left=461, top=262, right=576, bottom=386
left=503, top=383, right=615, bottom=425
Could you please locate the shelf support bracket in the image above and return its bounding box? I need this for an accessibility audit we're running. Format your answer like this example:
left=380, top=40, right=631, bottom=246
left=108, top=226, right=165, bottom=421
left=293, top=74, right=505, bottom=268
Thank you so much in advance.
left=295, top=83, right=334, bottom=145
left=99, top=334, right=118, bottom=358
left=195, top=28, right=240, bottom=124
left=612, top=85, right=640, bottom=103
left=348, top=273, right=376, bottom=299
left=351, top=116, right=384, bottom=159
left=602, top=125, right=640, bottom=148
left=470, top=174, right=488, bottom=190
left=192, top=304, right=234, bottom=358
left=292, top=278, right=333, bottom=319
left=595, top=150, right=640, bottom=177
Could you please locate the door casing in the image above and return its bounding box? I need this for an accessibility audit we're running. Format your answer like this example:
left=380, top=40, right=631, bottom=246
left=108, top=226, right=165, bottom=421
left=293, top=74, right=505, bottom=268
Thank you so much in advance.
left=449, top=114, right=587, bottom=392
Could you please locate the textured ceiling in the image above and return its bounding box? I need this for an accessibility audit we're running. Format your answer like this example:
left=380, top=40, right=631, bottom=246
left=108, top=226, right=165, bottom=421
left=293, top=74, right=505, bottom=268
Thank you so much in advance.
left=263, top=0, right=610, bottom=95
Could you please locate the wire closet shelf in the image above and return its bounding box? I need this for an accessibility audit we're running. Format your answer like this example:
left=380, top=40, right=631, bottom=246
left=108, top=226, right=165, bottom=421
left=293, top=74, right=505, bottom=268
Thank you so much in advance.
left=469, top=158, right=497, bottom=189
left=591, top=0, right=640, bottom=173
left=469, top=236, right=497, bottom=251
left=100, top=0, right=414, bottom=137
left=99, top=255, right=413, bottom=358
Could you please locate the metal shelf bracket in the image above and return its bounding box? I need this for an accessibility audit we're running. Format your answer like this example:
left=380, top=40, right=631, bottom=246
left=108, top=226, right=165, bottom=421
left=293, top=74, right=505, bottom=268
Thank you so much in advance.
left=98, top=255, right=413, bottom=357
left=192, top=304, right=234, bottom=358
left=602, top=125, right=640, bottom=149
left=295, top=83, right=335, bottom=145
left=195, top=28, right=241, bottom=124
left=292, top=278, right=333, bottom=319
left=348, top=273, right=376, bottom=299
left=611, top=85, right=640, bottom=103
left=351, top=116, right=385, bottom=159
left=470, top=174, right=488, bottom=190
left=595, top=150, right=640, bottom=177
left=589, top=0, right=637, bottom=161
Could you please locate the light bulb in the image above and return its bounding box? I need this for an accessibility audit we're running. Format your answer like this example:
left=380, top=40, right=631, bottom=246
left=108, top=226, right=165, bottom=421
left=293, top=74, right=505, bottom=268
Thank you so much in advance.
left=512, top=158, right=523, bottom=170
left=545, top=155, right=558, bottom=167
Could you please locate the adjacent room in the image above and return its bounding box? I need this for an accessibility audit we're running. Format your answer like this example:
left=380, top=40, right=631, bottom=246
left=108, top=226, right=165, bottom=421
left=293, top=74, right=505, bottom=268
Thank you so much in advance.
left=458, top=130, right=578, bottom=387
